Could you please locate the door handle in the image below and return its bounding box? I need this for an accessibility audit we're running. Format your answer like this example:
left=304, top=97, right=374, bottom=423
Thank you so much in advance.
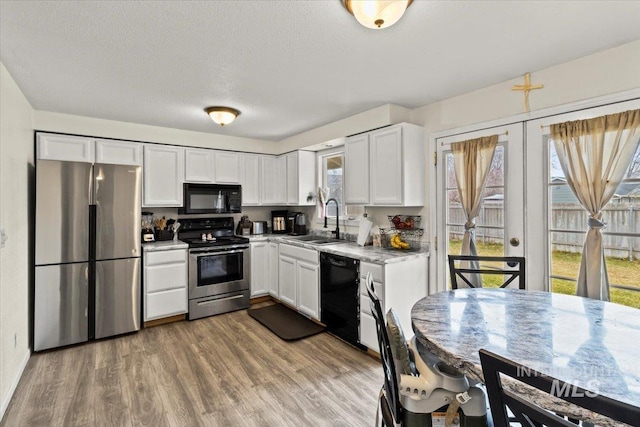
left=510, top=237, right=520, bottom=247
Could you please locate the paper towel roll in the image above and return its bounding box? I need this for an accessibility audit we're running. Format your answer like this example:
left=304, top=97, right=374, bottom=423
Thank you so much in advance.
left=357, top=218, right=373, bottom=246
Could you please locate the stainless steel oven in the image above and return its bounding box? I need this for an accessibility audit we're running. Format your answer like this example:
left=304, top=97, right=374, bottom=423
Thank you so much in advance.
left=180, top=217, right=251, bottom=320
left=187, top=244, right=250, bottom=319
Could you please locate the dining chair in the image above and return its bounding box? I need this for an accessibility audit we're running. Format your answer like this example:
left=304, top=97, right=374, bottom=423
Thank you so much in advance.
left=448, top=255, right=525, bottom=290
left=479, top=348, right=640, bottom=427
left=366, top=273, right=488, bottom=426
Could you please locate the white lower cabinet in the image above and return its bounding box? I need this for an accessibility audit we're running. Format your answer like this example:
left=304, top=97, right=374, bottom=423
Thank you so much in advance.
left=359, top=258, right=428, bottom=351
left=267, top=242, right=279, bottom=296
left=278, top=243, right=319, bottom=320
left=278, top=254, right=297, bottom=307
left=250, top=241, right=269, bottom=297
left=143, top=248, right=188, bottom=321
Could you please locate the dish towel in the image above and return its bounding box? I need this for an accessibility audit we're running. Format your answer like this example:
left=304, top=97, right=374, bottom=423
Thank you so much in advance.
left=318, top=187, right=329, bottom=218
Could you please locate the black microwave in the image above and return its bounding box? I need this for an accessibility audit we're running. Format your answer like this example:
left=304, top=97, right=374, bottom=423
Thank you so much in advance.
left=179, top=183, right=242, bottom=214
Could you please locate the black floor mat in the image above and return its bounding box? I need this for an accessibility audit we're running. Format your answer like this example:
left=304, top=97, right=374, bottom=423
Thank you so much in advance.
left=247, top=303, right=325, bottom=341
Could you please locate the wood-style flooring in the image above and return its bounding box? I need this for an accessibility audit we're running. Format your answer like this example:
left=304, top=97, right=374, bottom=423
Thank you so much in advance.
left=1, top=306, right=382, bottom=427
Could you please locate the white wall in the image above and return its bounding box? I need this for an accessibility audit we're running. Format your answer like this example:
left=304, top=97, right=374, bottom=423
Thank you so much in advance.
left=0, top=62, right=34, bottom=419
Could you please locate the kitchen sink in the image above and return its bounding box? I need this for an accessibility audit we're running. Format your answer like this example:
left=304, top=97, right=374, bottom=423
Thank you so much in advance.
left=286, top=235, right=320, bottom=242
left=285, top=235, right=348, bottom=245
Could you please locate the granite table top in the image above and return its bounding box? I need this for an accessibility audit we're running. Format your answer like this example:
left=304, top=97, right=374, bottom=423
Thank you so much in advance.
left=411, top=288, right=640, bottom=427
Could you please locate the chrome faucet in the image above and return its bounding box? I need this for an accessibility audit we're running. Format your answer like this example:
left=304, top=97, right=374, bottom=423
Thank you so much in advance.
left=324, top=198, right=340, bottom=240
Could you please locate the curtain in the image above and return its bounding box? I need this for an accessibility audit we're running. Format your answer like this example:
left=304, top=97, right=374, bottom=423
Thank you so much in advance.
left=551, top=109, right=640, bottom=301
left=452, top=135, right=498, bottom=287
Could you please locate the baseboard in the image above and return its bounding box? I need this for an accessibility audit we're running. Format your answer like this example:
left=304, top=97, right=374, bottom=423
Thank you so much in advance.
left=0, top=349, right=30, bottom=421
left=144, top=314, right=186, bottom=328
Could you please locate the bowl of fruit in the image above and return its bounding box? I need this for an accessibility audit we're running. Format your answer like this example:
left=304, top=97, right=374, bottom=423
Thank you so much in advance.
left=380, top=228, right=424, bottom=251
left=388, top=215, right=421, bottom=230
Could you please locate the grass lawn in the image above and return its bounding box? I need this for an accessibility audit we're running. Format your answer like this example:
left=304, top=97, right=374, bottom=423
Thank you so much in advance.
left=448, top=240, right=640, bottom=308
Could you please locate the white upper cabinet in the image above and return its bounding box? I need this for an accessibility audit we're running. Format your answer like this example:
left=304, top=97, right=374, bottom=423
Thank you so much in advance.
left=185, top=148, right=215, bottom=182
left=214, top=151, right=240, bottom=184
left=95, top=139, right=142, bottom=165
left=261, top=155, right=287, bottom=205
left=240, top=153, right=261, bottom=206
left=143, top=145, right=184, bottom=207
left=344, top=123, right=424, bottom=207
left=370, top=126, right=403, bottom=205
left=37, top=133, right=95, bottom=162
left=344, top=133, right=370, bottom=204
left=286, top=151, right=316, bottom=206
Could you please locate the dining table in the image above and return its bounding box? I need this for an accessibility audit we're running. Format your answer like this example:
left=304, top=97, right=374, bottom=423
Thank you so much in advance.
left=411, top=288, right=640, bottom=427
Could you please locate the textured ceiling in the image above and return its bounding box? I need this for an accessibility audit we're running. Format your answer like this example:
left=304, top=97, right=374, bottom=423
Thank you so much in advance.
left=1, top=1, right=639, bottom=141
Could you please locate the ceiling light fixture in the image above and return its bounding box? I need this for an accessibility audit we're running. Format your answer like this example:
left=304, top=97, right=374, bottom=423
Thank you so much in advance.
left=204, top=106, right=240, bottom=127
left=342, top=0, right=413, bottom=29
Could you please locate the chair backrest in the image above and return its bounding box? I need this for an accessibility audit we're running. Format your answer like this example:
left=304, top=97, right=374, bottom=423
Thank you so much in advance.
left=448, top=255, right=525, bottom=290
left=479, top=349, right=640, bottom=427
left=366, top=272, right=402, bottom=424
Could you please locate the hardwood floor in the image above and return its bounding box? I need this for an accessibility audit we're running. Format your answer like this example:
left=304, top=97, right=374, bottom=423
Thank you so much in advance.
left=1, top=307, right=382, bottom=427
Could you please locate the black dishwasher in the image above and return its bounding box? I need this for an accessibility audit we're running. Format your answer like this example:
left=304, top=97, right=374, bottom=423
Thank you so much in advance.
left=320, top=252, right=363, bottom=349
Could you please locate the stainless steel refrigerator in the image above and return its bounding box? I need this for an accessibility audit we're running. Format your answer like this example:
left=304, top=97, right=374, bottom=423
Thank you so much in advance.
left=34, top=160, right=141, bottom=351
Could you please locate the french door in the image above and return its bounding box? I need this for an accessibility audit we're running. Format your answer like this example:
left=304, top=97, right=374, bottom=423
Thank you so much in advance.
left=526, top=99, right=640, bottom=302
left=435, top=123, right=525, bottom=292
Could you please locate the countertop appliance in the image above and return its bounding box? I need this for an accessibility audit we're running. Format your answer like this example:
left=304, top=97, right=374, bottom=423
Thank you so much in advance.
left=178, top=217, right=250, bottom=319
left=271, top=210, right=288, bottom=234
left=287, top=212, right=307, bottom=235
left=34, top=160, right=142, bottom=351
left=251, top=221, right=267, bottom=235
left=179, top=183, right=242, bottom=215
left=320, top=253, right=363, bottom=349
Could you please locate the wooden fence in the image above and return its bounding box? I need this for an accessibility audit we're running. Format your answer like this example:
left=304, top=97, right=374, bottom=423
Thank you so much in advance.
left=449, top=202, right=640, bottom=260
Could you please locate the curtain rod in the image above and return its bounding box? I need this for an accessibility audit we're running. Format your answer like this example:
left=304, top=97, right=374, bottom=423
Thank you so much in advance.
left=440, top=130, right=508, bottom=146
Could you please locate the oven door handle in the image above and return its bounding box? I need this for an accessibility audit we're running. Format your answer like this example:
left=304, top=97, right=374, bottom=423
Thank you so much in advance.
left=190, top=248, right=247, bottom=257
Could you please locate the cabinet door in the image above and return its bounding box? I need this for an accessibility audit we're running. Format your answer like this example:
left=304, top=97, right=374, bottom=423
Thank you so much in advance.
left=268, top=242, right=279, bottom=296
left=286, top=152, right=298, bottom=204
left=37, top=133, right=94, bottom=162
left=95, top=139, right=142, bottom=165
left=344, top=134, right=370, bottom=204
left=214, top=152, right=240, bottom=183
left=275, top=155, right=288, bottom=204
left=261, top=156, right=278, bottom=204
left=297, top=260, right=319, bottom=320
left=185, top=148, right=214, bottom=182
left=240, top=154, right=261, bottom=205
left=359, top=312, right=379, bottom=351
left=370, top=126, right=403, bottom=205
left=250, top=242, right=269, bottom=297
left=143, top=145, right=184, bottom=206
left=278, top=254, right=296, bottom=307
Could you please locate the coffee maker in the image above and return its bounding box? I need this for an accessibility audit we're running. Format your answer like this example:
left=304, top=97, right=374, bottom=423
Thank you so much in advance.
left=271, top=210, right=288, bottom=234
left=288, top=212, right=307, bottom=235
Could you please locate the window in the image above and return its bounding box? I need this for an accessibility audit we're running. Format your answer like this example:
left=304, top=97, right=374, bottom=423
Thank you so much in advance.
left=318, top=148, right=364, bottom=220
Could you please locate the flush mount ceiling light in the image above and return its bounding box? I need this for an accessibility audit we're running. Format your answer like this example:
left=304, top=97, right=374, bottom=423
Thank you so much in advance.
left=342, top=0, right=413, bottom=29
left=204, top=106, right=240, bottom=127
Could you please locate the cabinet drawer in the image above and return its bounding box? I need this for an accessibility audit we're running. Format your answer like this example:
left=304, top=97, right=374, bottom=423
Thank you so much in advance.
left=360, top=312, right=379, bottom=352
left=145, top=263, right=187, bottom=292
left=145, top=288, right=187, bottom=321
left=360, top=262, right=383, bottom=282
left=279, top=243, right=318, bottom=264
left=360, top=277, right=383, bottom=298
left=145, top=249, right=186, bottom=266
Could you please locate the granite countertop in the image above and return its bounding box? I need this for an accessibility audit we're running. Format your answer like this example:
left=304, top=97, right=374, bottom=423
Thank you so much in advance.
left=411, top=288, right=640, bottom=427
left=141, top=240, right=189, bottom=251
left=244, top=233, right=429, bottom=264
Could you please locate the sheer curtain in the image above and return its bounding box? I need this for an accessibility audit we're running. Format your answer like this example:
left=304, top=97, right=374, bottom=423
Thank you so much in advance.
left=452, top=135, right=498, bottom=287
left=551, top=109, right=640, bottom=300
